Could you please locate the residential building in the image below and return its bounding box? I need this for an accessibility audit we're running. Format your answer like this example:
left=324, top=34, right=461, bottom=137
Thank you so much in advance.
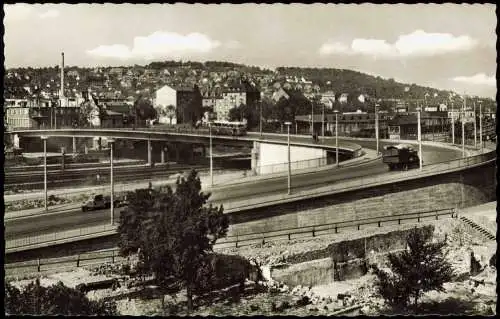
left=154, top=84, right=202, bottom=125
left=338, top=93, right=349, bottom=104
left=213, top=80, right=260, bottom=120
left=271, top=87, right=290, bottom=103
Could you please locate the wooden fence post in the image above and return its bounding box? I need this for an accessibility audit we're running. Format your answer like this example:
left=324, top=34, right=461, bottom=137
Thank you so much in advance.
left=261, top=233, right=265, bottom=245
left=312, top=227, right=315, bottom=237
left=417, top=215, right=420, bottom=223
left=398, top=219, right=401, bottom=225
left=77, top=254, right=80, bottom=267
left=235, top=235, right=239, bottom=248
left=112, top=250, right=115, bottom=264
left=357, top=224, right=360, bottom=230
left=288, top=233, right=291, bottom=241
left=378, top=221, right=381, bottom=227
left=37, top=258, right=41, bottom=272
left=436, top=213, right=439, bottom=220
left=335, top=226, right=338, bottom=234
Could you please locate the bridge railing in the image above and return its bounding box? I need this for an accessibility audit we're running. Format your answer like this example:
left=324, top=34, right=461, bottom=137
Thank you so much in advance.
left=5, top=208, right=456, bottom=275
left=220, top=149, right=496, bottom=211
left=5, top=224, right=117, bottom=251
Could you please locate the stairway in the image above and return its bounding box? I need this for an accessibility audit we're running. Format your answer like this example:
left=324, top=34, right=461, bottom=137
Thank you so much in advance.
left=459, top=216, right=496, bottom=241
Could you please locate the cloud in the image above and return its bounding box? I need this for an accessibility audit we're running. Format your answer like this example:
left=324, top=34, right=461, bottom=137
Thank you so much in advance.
left=319, top=30, right=478, bottom=58
left=4, top=4, right=33, bottom=21
left=319, top=41, right=352, bottom=55
left=87, top=31, right=226, bottom=60
left=451, top=73, right=496, bottom=86
left=39, top=9, right=60, bottom=19
left=224, top=40, right=242, bottom=49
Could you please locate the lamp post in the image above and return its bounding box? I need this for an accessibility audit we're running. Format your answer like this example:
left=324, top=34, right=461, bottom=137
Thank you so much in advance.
left=322, top=103, right=325, bottom=137
left=473, top=101, right=477, bottom=148
left=451, top=98, right=455, bottom=145
left=417, top=107, right=423, bottom=171
left=259, top=100, right=263, bottom=137
left=285, top=121, right=292, bottom=195
left=41, top=136, right=48, bottom=211
left=109, top=139, right=115, bottom=225
left=334, top=110, right=339, bottom=167
left=479, top=101, right=483, bottom=152
left=375, top=104, right=380, bottom=155
left=311, top=102, right=314, bottom=135
left=209, top=122, right=213, bottom=186
left=462, top=95, right=466, bottom=157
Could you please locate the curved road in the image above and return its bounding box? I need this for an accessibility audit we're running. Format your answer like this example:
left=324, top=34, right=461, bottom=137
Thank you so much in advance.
left=5, top=141, right=464, bottom=240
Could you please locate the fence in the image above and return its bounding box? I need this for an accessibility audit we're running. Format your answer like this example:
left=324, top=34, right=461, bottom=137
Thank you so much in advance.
left=5, top=208, right=456, bottom=276
left=5, top=224, right=118, bottom=251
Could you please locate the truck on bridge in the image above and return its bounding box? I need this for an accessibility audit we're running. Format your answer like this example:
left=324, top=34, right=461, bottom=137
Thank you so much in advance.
left=382, top=144, right=420, bottom=171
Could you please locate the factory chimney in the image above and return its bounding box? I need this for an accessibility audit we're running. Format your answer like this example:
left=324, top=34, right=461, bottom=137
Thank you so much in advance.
left=60, top=52, right=65, bottom=99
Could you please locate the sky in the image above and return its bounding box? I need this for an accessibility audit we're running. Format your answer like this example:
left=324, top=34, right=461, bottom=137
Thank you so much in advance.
left=3, top=3, right=497, bottom=98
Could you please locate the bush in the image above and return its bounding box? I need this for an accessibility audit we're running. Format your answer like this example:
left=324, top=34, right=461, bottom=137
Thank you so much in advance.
left=4, top=279, right=117, bottom=315
left=372, top=228, right=454, bottom=312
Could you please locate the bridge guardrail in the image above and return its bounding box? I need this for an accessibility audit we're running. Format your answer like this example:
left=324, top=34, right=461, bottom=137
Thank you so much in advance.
left=5, top=207, right=456, bottom=275
left=220, top=149, right=496, bottom=212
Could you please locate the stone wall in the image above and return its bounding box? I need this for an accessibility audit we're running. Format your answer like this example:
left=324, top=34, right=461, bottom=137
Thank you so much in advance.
left=270, top=225, right=434, bottom=286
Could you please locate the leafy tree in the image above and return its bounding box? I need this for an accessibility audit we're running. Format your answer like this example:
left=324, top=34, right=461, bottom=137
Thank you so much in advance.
left=134, top=96, right=157, bottom=122
left=118, top=170, right=229, bottom=311
left=4, top=279, right=116, bottom=315
left=371, top=228, right=454, bottom=313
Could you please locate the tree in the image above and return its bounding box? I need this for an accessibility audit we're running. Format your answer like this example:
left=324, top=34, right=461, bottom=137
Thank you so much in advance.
left=118, top=170, right=229, bottom=311
left=134, top=96, right=157, bottom=123
left=4, top=279, right=116, bottom=315
left=372, top=228, right=454, bottom=313
left=166, top=104, right=176, bottom=124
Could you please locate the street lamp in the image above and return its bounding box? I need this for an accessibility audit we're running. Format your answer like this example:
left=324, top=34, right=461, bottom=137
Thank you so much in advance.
left=462, top=95, right=466, bottom=157
left=334, top=110, right=339, bottom=167
left=416, top=107, right=423, bottom=171
left=479, top=101, right=483, bottom=152
left=375, top=104, right=380, bottom=155
left=473, top=101, right=477, bottom=148
left=41, top=136, right=48, bottom=211
left=109, top=139, right=115, bottom=225
left=259, top=100, right=263, bottom=137
left=285, top=121, right=292, bottom=195
left=311, top=102, right=314, bottom=135
left=209, top=122, right=213, bottom=186
left=322, top=103, right=325, bottom=137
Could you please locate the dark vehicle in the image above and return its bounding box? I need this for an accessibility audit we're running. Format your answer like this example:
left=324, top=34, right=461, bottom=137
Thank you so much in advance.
left=82, top=194, right=129, bottom=211
left=382, top=144, right=420, bottom=171
left=82, top=194, right=110, bottom=211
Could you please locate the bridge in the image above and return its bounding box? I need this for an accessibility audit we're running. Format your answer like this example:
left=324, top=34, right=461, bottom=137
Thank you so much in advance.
left=4, top=128, right=496, bottom=255
left=7, top=128, right=364, bottom=174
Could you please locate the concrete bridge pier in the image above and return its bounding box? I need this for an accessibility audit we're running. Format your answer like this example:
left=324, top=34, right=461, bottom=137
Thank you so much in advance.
left=72, top=136, right=77, bottom=153
left=61, top=146, right=66, bottom=171
left=147, top=139, right=152, bottom=166
left=251, top=141, right=260, bottom=175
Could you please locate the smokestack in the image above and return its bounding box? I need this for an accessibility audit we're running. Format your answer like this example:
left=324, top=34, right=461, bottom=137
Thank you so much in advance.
left=60, top=52, right=65, bottom=99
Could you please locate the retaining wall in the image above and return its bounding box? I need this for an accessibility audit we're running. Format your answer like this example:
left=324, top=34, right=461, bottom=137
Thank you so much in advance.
left=270, top=225, right=434, bottom=287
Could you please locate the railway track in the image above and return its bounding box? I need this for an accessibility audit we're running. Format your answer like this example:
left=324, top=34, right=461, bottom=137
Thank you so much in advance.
left=5, top=164, right=210, bottom=190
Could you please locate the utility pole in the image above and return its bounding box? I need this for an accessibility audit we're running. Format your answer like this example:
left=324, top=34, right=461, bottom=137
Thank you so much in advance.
left=285, top=121, right=292, bottom=195
left=375, top=104, right=379, bottom=155
left=462, top=94, right=465, bottom=157
left=109, top=139, right=115, bottom=225
left=473, top=101, right=477, bottom=148
left=479, top=101, right=483, bottom=152
left=417, top=107, right=422, bottom=171
left=322, top=103, right=325, bottom=137
left=42, top=136, right=48, bottom=211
